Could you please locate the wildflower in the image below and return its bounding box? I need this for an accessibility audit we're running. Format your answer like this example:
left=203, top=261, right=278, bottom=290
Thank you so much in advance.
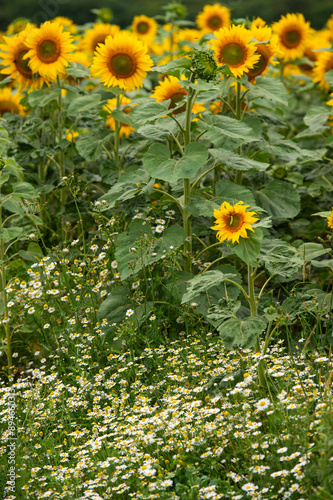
left=211, top=201, right=258, bottom=244
left=126, top=309, right=134, bottom=317
left=255, top=398, right=271, bottom=411
left=155, top=225, right=165, bottom=233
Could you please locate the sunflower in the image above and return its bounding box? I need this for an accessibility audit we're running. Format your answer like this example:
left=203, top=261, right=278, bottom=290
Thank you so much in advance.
left=313, top=51, right=333, bottom=90
left=251, top=17, right=266, bottom=29
left=52, top=17, right=77, bottom=34
left=196, top=3, right=231, bottom=34
left=6, top=18, right=30, bottom=35
left=0, top=87, right=25, bottom=116
left=327, top=208, right=333, bottom=229
left=23, top=21, right=76, bottom=82
left=210, top=24, right=260, bottom=79
left=104, top=95, right=135, bottom=138
left=132, top=15, right=158, bottom=44
left=90, top=31, right=153, bottom=91
left=211, top=201, right=259, bottom=244
left=151, top=75, right=187, bottom=114
left=272, top=13, right=312, bottom=62
left=0, top=27, right=47, bottom=91
left=79, top=23, right=120, bottom=55
left=246, top=26, right=280, bottom=81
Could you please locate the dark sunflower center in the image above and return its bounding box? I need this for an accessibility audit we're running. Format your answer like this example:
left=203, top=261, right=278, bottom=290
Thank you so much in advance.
left=168, top=90, right=187, bottom=114
left=110, top=53, right=136, bottom=78
left=38, top=39, right=59, bottom=63
left=0, top=101, right=20, bottom=116
left=137, top=21, right=149, bottom=34
left=208, top=15, right=223, bottom=30
left=221, top=42, right=246, bottom=67
left=247, top=48, right=268, bottom=78
left=283, top=29, right=301, bottom=48
left=227, top=213, right=243, bottom=231
left=16, top=48, right=32, bottom=77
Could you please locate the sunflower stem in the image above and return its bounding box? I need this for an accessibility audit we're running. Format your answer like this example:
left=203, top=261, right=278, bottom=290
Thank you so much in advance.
left=183, top=75, right=196, bottom=274
left=0, top=178, right=12, bottom=379
left=114, top=94, right=121, bottom=173
left=248, top=264, right=268, bottom=393
left=56, top=76, right=67, bottom=237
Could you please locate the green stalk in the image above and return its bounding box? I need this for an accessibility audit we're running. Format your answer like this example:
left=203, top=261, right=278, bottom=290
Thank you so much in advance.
left=248, top=265, right=268, bottom=392
left=56, top=77, right=67, bottom=234
left=183, top=78, right=195, bottom=274
left=114, top=94, right=121, bottom=173
left=0, top=182, right=12, bottom=378
left=235, top=81, right=243, bottom=185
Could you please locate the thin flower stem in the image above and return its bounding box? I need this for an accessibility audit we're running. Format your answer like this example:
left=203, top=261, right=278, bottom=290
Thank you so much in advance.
left=114, top=94, right=121, bottom=171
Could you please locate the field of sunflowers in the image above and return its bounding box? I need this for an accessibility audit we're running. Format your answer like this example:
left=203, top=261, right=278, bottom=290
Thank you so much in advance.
left=1, top=2, right=333, bottom=499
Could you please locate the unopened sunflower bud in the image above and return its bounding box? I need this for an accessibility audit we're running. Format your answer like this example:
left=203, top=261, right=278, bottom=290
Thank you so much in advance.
left=191, top=49, right=218, bottom=81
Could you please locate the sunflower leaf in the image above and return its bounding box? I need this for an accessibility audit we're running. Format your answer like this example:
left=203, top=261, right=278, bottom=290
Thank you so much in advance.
left=232, top=228, right=263, bottom=267
left=181, top=270, right=238, bottom=304
left=218, top=316, right=266, bottom=350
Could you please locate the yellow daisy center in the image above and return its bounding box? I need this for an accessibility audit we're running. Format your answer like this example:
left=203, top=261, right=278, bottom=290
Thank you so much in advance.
left=208, top=15, right=223, bottom=30
left=16, top=47, right=32, bottom=77
left=38, top=39, right=60, bottom=63
left=136, top=21, right=149, bottom=34
left=109, top=53, right=137, bottom=78
left=221, top=42, right=246, bottom=66
left=282, top=29, right=301, bottom=48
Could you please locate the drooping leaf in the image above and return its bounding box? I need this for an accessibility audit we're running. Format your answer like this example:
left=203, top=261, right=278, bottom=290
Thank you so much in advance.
left=218, top=316, right=266, bottom=350
left=76, top=133, right=112, bottom=161
left=182, top=270, right=238, bottom=304
left=260, top=240, right=303, bottom=278
left=209, top=148, right=270, bottom=171
left=256, top=180, right=300, bottom=219
left=12, top=182, right=39, bottom=199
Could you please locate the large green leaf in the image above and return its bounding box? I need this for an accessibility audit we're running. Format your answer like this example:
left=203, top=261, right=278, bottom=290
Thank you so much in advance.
left=0, top=226, right=23, bottom=243
left=294, top=242, right=329, bottom=263
left=28, top=88, right=61, bottom=108
left=13, top=182, right=39, bottom=199
left=67, top=93, right=102, bottom=116
left=258, top=139, right=325, bottom=161
left=214, top=180, right=256, bottom=207
left=143, top=142, right=208, bottom=184
left=132, top=101, right=170, bottom=123
left=201, top=114, right=259, bottom=143
left=218, top=316, right=266, bottom=350
left=185, top=197, right=220, bottom=217
left=96, top=285, right=131, bottom=325
left=256, top=180, right=300, bottom=219
left=245, top=76, right=288, bottom=106
left=115, top=220, right=186, bottom=280
left=304, top=105, right=331, bottom=131
left=232, top=228, right=263, bottom=267
left=4, top=158, right=23, bottom=179
left=1, top=194, right=25, bottom=215
left=76, top=133, right=112, bottom=161
left=209, top=148, right=270, bottom=172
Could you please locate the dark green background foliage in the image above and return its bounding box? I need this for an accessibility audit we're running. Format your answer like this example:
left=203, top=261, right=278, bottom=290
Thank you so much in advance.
left=0, top=0, right=332, bottom=31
